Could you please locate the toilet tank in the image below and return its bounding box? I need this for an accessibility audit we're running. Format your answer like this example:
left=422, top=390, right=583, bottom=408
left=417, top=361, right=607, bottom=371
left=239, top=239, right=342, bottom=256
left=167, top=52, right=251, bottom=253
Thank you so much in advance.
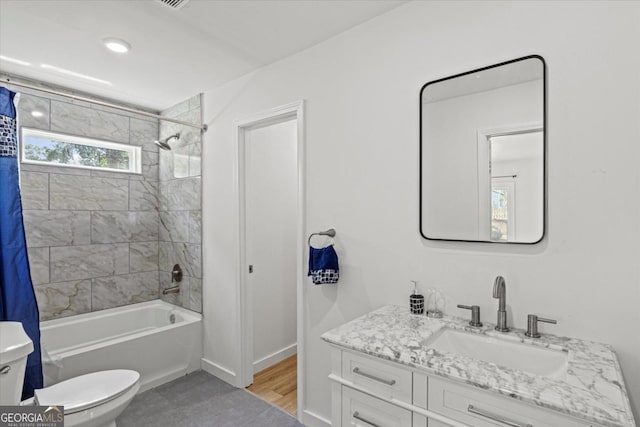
left=0, top=322, right=34, bottom=405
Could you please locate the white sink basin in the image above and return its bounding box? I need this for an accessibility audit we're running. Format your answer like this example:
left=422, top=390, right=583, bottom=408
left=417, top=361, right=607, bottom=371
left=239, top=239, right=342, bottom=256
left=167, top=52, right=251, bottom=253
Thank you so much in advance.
left=426, top=328, right=568, bottom=380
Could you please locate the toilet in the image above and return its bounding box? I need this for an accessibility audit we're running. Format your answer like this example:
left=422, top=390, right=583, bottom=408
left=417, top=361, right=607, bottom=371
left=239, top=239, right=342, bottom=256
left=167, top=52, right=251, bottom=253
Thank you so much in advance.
left=0, top=322, right=139, bottom=427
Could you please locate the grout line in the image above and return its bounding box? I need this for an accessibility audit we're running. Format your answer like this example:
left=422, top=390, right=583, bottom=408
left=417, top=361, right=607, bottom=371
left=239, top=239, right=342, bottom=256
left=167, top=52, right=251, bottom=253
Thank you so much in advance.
left=47, top=246, right=51, bottom=286
left=89, top=209, right=93, bottom=244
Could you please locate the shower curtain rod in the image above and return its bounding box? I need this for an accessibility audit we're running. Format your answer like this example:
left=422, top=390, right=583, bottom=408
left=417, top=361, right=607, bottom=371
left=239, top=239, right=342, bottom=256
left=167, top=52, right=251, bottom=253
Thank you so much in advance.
left=2, top=78, right=208, bottom=132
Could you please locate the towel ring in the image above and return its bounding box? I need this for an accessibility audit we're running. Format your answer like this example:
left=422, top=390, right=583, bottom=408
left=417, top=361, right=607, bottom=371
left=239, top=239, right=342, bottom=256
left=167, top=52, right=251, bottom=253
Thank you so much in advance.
left=308, top=228, right=336, bottom=246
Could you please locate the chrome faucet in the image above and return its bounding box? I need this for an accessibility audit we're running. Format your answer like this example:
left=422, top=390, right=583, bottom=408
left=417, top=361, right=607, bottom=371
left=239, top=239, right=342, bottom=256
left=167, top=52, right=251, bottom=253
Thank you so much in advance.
left=525, top=314, right=557, bottom=338
left=492, top=275, right=509, bottom=332
left=162, top=286, right=180, bottom=295
left=162, top=264, right=183, bottom=295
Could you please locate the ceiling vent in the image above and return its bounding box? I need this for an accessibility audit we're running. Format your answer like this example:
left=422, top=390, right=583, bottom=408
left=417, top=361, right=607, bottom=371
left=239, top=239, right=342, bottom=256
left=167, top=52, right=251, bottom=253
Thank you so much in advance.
left=156, top=0, right=190, bottom=10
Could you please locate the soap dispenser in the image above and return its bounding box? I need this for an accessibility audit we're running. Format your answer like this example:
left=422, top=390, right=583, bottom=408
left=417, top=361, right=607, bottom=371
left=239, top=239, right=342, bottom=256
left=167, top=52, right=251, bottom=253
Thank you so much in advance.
left=409, top=280, right=424, bottom=314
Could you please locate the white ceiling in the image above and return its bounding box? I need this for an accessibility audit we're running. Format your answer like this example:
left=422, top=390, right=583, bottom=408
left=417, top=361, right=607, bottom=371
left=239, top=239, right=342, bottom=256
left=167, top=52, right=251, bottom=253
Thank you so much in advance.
left=0, top=0, right=406, bottom=111
left=422, top=57, right=544, bottom=104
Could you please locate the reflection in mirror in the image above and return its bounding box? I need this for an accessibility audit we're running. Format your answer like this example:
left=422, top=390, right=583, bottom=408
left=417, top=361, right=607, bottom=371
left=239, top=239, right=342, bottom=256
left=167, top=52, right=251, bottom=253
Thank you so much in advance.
left=488, top=131, right=543, bottom=242
left=420, top=56, right=545, bottom=243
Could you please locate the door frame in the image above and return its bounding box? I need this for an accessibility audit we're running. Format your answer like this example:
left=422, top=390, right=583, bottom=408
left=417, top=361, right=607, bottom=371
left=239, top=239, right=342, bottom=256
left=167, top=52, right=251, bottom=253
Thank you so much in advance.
left=233, top=100, right=305, bottom=419
left=476, top=122, right=542, bottom=241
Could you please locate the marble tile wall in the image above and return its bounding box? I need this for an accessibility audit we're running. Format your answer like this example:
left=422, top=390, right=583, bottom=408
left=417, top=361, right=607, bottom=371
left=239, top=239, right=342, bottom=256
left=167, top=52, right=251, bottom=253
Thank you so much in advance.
left=158, top=95, right=203, bottom=313
left=15, top=86, right=162, bottom=321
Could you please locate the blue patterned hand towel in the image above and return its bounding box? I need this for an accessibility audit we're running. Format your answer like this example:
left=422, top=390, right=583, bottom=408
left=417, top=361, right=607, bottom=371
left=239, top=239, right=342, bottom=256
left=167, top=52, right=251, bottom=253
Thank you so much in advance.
left=308, top=245, right=339, bottom=285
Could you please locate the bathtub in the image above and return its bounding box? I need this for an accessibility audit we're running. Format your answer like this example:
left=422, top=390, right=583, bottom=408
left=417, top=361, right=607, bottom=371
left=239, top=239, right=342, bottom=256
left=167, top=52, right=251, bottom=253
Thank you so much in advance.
left=40, top=300, right=202, bottom=392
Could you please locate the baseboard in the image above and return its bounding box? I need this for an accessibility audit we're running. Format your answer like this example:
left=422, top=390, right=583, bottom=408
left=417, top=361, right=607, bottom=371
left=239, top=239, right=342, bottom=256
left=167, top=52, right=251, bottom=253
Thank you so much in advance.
left=201, top=358, right=238, bottom=386
left=253, top=343, right=297, bottom=373
left=302, top=409, right=331, bottom=427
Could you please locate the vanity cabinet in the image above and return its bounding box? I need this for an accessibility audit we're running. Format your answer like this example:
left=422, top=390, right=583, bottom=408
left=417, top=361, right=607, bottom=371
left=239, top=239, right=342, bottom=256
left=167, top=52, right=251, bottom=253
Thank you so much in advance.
left=341, top=387, right=413, bottom=427
left=422, top=377, right=593, bottom=427
left=330, top=346, right=596, bottom=427
left=342, top=351, right=412, bottom=403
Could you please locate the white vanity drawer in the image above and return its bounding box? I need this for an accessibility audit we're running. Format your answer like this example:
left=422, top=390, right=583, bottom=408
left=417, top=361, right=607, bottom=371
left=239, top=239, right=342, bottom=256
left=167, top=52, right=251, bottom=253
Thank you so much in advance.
left=342, top=386, right=412, bottom=427
left=342, top=350, right=413, bottom=403
left=428, top=377, right=592, bottom=427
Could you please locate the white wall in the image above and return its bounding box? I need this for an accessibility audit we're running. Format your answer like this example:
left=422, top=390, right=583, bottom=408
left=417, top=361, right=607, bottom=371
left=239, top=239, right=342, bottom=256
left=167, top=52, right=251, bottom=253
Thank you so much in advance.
left=245, top=120, right=298, bottom=369
left=201, top=1, right=640, bottom=423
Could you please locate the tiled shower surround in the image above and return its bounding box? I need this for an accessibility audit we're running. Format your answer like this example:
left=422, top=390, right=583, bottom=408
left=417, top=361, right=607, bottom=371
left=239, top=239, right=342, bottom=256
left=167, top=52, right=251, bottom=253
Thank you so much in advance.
left=158, top=96, right=203, bottom=313
left=8, top=77, right=202, bottom=319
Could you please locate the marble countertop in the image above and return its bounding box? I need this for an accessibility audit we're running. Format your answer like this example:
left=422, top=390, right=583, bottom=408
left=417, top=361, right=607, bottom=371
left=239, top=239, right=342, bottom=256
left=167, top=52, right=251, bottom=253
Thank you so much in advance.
left=321, top=305, right=636, bottom=427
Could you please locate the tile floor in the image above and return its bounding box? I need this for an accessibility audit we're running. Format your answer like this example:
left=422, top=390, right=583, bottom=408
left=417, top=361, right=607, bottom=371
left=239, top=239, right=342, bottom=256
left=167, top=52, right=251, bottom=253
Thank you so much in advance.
left=117, top=370, right=304, bottom=427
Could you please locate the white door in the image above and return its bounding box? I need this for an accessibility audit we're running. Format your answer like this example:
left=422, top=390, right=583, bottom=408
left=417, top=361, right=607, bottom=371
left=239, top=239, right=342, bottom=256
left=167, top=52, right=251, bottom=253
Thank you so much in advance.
left=245, top=118, right=298, bottom=377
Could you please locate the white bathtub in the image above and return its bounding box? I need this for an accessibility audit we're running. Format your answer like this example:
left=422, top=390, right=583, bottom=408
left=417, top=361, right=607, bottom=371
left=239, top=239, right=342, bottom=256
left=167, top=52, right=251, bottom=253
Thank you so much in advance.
left=40, top=300, right=202, bottom=392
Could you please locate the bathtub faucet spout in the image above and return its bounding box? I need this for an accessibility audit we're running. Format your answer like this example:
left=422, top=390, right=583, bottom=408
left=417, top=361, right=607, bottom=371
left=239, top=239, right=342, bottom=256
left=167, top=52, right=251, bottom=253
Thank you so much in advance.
left=162, top=286, right=180, bottom=295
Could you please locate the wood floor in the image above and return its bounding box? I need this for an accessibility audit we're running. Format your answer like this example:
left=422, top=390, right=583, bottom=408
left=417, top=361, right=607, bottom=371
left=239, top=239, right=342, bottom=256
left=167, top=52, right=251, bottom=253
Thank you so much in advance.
left=246, top=354, right=297, bottom=416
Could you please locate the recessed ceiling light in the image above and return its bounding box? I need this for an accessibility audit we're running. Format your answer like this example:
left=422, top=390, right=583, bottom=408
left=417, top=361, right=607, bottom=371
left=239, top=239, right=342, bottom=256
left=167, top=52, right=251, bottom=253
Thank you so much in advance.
left=40, top=64, right=112, bottom=86
left=103, top=37, right=131, bottom=54
left=31, top=111, right=44, bottom=118
left=0, top=55, right=31, bottom=66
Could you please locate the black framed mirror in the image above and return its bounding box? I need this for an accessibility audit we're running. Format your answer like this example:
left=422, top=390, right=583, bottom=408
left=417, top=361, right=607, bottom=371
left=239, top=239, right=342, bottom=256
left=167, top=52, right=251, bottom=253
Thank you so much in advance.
left=420, top=55, right=546, bottom=244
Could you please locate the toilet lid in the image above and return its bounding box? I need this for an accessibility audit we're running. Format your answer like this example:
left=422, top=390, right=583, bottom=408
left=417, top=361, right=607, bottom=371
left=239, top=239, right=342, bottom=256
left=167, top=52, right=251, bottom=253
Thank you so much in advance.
left=34, top=370, right=140, bottom=415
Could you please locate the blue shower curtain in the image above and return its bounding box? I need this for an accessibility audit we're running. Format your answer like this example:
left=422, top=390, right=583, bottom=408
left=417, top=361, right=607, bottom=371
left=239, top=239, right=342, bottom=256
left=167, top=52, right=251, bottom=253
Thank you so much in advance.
left=0, top=86, right=43, bottom=399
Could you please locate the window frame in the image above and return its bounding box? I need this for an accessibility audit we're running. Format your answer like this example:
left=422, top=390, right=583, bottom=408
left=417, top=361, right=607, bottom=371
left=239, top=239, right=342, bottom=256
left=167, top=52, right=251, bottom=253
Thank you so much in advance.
left=20, top=127, right=142, bottom=174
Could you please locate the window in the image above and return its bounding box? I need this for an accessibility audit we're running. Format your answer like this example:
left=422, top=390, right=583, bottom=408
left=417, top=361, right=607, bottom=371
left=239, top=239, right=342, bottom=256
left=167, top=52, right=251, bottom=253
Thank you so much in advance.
left=21, top=128, right=141, bottom=174
left=491, top=181, right=516, bottom=242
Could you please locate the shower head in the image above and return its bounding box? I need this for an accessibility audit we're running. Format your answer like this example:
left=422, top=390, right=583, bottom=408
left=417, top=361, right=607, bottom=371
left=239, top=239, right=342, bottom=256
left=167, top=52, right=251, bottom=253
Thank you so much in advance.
left=154, top=133, right=180, bottom=151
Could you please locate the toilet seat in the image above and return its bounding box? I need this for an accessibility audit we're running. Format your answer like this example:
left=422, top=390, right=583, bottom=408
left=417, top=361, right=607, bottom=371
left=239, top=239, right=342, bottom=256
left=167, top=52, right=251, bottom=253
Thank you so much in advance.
left=34, top=370, right=140, bottom=415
